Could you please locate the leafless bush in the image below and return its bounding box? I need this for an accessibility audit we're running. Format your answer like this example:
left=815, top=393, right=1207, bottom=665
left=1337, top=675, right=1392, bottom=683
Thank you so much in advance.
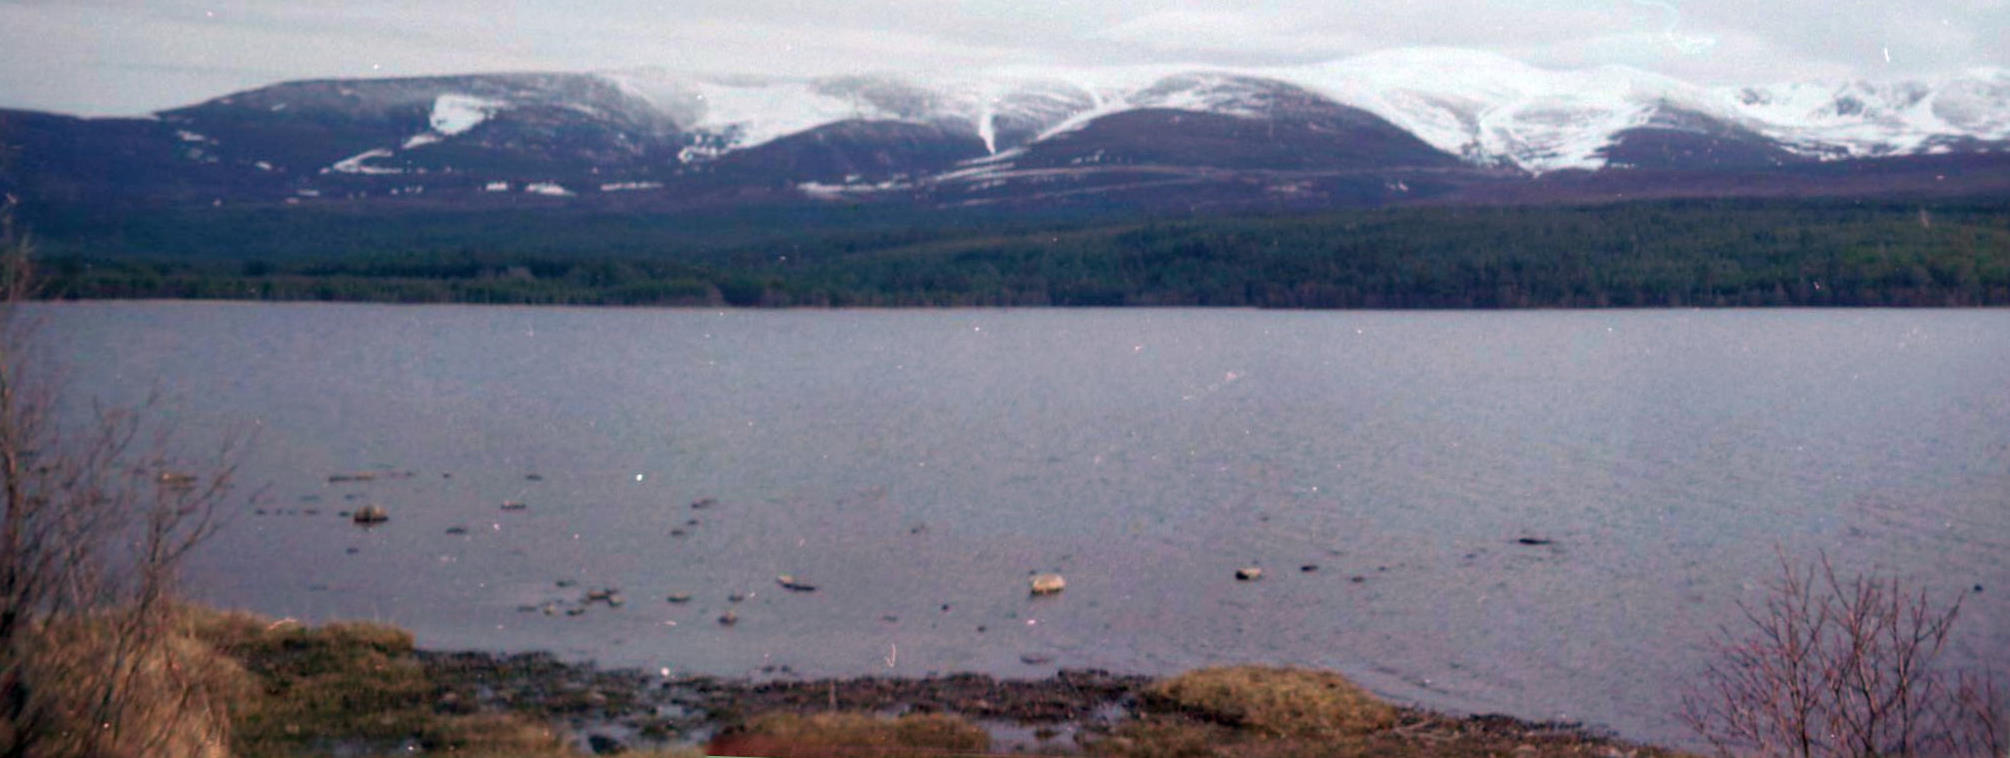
left=1682, top=548, right=2006, bottom=757
left=0, top=199, right=252, bottom=757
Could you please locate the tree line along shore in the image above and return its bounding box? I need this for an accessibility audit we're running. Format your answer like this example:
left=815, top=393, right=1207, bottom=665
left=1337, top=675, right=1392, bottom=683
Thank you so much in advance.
left=29, top=196, right=2010, bottom=308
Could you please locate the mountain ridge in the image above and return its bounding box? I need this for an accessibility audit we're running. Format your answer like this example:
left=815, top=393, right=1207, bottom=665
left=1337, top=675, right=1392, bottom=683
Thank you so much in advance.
left=3, top=47, right=2007, bottom=214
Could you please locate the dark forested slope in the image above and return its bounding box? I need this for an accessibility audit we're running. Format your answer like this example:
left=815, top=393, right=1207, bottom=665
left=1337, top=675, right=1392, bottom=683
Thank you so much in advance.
left=40, top=197, right=2010, bottom=308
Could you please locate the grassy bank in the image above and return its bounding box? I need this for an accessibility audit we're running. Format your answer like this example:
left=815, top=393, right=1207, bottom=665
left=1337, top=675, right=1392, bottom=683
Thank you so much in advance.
left=66, top=606, right=1696, bottom=757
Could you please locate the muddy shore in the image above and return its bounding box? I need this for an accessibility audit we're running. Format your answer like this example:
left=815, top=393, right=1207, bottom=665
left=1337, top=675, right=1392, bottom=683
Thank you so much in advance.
left=414, top=649, right=1676, bottom=755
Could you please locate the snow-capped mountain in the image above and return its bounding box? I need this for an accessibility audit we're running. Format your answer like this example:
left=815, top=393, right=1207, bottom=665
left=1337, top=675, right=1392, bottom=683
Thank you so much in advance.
left=601, top=50, right=2010, bottom=173
left=3, top=48, right=2007, bottom=211
left=1724, top=72, right=2010, bottom=158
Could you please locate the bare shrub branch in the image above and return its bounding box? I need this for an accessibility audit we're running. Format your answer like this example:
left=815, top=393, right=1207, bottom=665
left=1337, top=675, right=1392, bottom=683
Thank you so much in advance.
left=0, top=196, right=253, bottom=757
left=1682, top=547, right=2004, bottom=757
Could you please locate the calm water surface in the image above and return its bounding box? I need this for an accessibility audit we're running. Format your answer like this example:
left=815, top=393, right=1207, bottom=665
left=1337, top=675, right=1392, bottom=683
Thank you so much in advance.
left=39, top=303, right=2010, bottom=746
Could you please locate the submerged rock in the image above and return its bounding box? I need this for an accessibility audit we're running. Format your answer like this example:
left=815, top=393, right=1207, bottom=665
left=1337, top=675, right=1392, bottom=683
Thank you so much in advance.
left=776, top=574, right=818, bottom=592
left=587, top=734, right=626, bottom=755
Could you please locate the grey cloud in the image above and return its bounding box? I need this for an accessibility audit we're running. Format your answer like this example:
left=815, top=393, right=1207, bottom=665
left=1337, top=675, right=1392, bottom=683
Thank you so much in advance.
left=1, top=0, right=2002, bottom=115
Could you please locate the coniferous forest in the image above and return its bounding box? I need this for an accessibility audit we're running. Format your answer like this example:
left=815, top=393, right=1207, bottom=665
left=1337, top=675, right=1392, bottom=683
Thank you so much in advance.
left=31, top=196, right=2010, bottom=308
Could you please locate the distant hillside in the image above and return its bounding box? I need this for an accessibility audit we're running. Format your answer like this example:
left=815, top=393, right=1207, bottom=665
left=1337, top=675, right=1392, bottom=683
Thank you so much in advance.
left=4, top=50, right=2009, bottom=219
left=39, top=197, right=2010, bottom=309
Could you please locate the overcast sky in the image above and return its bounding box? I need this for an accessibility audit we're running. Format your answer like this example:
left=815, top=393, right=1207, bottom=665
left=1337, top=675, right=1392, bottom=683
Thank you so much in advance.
left=2, top=0, right=2005, bottom=116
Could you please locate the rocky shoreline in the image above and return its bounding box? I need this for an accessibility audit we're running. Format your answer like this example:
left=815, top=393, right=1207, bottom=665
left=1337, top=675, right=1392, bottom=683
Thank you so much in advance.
left=412, top=648, right=1681, bottom=755
left=418, top=649, right=1151, bottom=750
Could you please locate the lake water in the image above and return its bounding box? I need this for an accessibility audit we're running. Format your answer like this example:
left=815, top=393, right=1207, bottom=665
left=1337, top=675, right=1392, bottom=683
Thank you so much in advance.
left=37, top=302, right=2010, bottom=746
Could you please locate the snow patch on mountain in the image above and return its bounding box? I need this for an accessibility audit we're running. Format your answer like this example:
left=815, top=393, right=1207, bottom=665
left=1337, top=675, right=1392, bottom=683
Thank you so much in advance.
left=391, top=93, right=505, bottom=151
left=695, top=79, right=885, bottom=149
left=975, top=106, right=997, bottom=154
left=1276, top=48, right=1718, bottom=171
left=605, top=71, right=897, bottom=155
left=606, top=68, right=1102, bottom=158
left=430, top=94, right=504, bottom=135
left=326, top=148, right=401, bottom=175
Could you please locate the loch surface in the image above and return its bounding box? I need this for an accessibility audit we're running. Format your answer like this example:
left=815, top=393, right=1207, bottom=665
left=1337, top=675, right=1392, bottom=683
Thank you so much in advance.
left=40, top=303, right=2010, bottom=745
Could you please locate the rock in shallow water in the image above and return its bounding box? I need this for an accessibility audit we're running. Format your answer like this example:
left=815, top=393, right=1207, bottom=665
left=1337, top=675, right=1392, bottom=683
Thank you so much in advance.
left=776, top=574, right=817, bottom=592
left=586, top=733, right=625, bottom=755
left=1029, top=573, right=1066, bottom=595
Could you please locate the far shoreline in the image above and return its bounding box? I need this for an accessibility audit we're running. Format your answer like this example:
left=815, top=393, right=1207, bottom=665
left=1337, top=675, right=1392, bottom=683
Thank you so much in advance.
left=26, top=295, right=2010, bottom=311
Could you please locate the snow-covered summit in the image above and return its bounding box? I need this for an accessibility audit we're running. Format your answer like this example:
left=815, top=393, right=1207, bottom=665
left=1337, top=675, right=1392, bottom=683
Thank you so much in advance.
left=585, top=50, right=2009, bottom=173
left=163, top=50, right=2010, bottom=177
left=601, top=69, right=1099, bottom=157
left=1276, top=48, right=1719, bottom=170
left=1722, top=68, right=2010, bottom=157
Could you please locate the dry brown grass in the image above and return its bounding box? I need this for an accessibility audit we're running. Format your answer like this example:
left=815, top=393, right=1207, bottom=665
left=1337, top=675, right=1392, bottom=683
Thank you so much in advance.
left=1143, top=666, right=1399, bottom=739
left=712, top=711, right=993, bottom=757
left=3, top=606, right=257, bottom=758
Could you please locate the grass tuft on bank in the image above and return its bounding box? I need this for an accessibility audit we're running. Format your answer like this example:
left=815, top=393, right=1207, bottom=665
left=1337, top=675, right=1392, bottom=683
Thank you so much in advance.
left=179, top=607, right=712, bottom=758
left=1143, top=665, right=1399, bottom=739
left=713, top=711, right=993, bottom=756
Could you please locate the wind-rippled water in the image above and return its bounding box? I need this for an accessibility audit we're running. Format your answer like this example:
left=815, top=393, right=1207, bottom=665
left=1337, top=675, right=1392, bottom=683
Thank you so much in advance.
left=39, top=303, right=2010, bottom=746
